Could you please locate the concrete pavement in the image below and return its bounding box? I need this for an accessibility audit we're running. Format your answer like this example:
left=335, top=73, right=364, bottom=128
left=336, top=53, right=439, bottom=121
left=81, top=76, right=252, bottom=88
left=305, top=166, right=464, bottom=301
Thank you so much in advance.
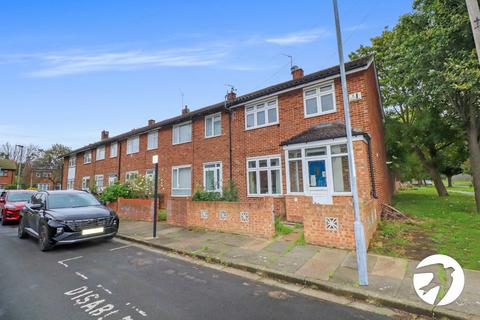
left=0, top=224, right=394, bottom=320
left=118, top=220, right=480, bottom=320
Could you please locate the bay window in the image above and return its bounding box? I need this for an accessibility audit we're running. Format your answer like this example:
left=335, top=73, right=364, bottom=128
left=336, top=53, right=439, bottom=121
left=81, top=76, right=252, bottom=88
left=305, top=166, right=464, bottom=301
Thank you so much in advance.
left=247, top=156, right=281, bottom=196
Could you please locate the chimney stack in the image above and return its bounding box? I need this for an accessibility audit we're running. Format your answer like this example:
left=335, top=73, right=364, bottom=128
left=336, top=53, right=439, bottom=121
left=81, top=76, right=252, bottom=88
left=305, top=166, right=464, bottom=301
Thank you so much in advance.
left=225, top=88, right=237, bottom=101
left=101, top=130, right=109, bottom=140
left=148, top=119, right=155, bottom=126
left=182, top=105, right=190, bottom=115
left=291, top=65, right=304, bottom=80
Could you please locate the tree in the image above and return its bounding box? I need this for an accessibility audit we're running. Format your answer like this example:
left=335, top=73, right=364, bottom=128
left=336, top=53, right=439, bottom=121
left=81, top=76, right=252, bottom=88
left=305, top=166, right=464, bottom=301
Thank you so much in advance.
left=32, top=144, right=71, bottom=188
left=439, top=143, right=469, bottom=187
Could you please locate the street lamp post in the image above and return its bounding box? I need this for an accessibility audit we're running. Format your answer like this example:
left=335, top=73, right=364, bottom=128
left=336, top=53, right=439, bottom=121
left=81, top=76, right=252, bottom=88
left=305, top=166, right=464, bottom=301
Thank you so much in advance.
left=15, top=145, right=24, bottom=190
left=152, top=155, right=159, bottom=238
left=332, top=0, right=368, bottom=285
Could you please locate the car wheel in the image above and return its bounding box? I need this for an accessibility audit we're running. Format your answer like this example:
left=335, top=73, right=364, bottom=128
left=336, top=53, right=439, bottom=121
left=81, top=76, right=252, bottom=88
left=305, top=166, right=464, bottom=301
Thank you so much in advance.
left=39, top=224, right=53, bottom=251
left=18, top=218, right=27, bottom=239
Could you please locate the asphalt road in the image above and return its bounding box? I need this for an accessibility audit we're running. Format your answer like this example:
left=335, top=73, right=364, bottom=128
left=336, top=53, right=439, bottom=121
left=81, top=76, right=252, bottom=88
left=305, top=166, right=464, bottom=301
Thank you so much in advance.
left=0, top=224, right=390, bottom=320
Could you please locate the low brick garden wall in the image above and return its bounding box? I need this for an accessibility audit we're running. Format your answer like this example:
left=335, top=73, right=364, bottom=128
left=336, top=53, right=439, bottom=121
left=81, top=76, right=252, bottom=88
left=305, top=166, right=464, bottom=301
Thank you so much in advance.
left=294, top=196, right=377, bottom=250
left=109, top=198, right=154, bottom=221
left=167, top=198, right=276, bottom=239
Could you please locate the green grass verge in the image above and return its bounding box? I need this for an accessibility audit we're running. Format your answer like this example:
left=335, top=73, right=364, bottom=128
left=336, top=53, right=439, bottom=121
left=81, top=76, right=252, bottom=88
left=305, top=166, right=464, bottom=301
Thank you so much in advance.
left=370, top=187, right=480, bottom=270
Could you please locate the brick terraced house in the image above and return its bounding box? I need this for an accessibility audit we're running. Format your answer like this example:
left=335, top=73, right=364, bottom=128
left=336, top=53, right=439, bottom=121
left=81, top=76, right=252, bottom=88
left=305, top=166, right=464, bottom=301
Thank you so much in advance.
left=0, top=159, right=17, bottom=189
left=62, top=56, right=391, bottom=249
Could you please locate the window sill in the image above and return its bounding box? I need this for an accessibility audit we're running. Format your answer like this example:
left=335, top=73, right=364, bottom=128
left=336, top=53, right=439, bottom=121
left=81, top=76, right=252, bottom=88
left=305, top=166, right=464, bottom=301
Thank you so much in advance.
left=172, top=141, right=192, bottom=146
left=245, top=122, right=279, bottom=131
left=96, top=159, right=104, bottom=162
left=83, top=162, right=91, bottom=165
left=247, top=194, right=283, bottom=198
left=171, top=194, right=192, bottom=197
left=126, top=151, right=139, bottom=155
left=147, top=147, right=158, bottom=151
left=304, top=109, right=336, bottom=119
left=204, top=134, right=222, bottom=139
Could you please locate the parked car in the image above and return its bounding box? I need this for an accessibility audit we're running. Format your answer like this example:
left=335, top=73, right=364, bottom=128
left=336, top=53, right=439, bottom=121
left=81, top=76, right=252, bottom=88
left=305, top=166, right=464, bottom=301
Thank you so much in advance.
left=18, top=190, right=119, bottom=251
left=0, top=190, right=36, bottom=225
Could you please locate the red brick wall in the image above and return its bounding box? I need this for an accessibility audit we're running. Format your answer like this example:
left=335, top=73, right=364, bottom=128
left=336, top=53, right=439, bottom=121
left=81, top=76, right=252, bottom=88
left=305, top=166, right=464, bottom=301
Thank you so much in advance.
left=113, top=198, right=154, bottom=221
left=0, top=169, right=15, bottom=187
left=301, top=196, right=377, bottom=250
left=167, top=198, right=275, bottom=238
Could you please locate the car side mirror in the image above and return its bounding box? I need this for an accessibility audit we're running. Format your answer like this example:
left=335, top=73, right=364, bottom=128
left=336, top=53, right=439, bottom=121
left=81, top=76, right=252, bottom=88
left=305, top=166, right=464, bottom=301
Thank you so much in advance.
left=99, top=200, right=106, bottom=206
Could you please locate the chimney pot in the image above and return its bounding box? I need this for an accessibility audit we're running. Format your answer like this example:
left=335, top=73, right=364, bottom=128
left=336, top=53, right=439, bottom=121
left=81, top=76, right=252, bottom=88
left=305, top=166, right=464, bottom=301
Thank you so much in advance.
left=225, top=91, right=237, bottom=101
left=182, top=105, right=190, bottom=115
left=291, top=65, right=304, bottom=79
left=101, top=130, right=109, bottom=140
left=148, top=119, right=155, bottom=126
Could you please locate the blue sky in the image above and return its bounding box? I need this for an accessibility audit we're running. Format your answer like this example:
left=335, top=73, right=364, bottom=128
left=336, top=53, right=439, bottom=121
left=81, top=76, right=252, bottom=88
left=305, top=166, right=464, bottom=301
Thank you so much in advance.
left=0, top=0, right=412, bottom=149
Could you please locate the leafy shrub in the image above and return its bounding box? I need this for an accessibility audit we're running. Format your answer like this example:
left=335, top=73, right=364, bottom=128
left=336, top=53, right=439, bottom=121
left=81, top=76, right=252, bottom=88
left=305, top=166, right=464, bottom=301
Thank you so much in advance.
left=192, top=180, right=239, bottom=202
left=4, top=184, right=18, bottom=190
left=126, top=175, right=154, bottom=199
left=99, top=183, right=135, bottom=203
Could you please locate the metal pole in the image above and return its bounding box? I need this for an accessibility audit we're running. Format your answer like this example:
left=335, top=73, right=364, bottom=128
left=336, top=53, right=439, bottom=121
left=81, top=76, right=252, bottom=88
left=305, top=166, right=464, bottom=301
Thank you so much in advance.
left=466, top=0, right=480, bottom=63
left=332, top=0, right=368, bottom=286
left=16, top=145, right=24, bottom=190
left=153, top=162, right=159, bottom=238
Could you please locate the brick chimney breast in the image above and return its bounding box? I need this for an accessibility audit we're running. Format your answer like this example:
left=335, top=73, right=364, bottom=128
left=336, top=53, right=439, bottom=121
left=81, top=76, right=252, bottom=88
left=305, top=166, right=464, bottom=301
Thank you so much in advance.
left=291, top=65, right=304, bottom=79
left=101, top=130, right=109, bottom=140
left=148, top=119, right=155, bottom=126
left=182, top=105, right=190, bottom=115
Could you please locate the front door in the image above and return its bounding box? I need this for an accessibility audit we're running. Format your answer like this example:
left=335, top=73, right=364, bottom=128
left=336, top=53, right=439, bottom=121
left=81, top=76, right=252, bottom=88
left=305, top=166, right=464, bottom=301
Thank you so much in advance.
left=307, top=159, right=327, bottom=190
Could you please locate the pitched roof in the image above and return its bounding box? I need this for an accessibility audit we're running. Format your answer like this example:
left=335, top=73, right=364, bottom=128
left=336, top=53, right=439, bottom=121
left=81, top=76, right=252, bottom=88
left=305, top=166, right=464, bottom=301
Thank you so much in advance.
left=65, top=55, right=373, bottom=157
left=0, top=159, right=17, bottom=170
left=280, top=122, right=367, bottom=146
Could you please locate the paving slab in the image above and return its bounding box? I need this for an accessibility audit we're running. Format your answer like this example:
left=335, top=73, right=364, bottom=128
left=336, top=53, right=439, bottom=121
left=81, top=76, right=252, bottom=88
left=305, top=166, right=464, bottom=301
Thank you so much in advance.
left=331, top=266, right=360, bottom=286
left=295, top=247, right=347, bottom=281
left=361, top=274, right=403, bottom=296
left=262, top=240, right=291, bottom=255
left=341, top=252, right=378, bottom=273
left=240, top=238, right=272, bottom=251
left=371, top=255, right=408, bottom=280
left=156, top=226, right=183, bottom=235
left=266, top=246, right=317, bottom=274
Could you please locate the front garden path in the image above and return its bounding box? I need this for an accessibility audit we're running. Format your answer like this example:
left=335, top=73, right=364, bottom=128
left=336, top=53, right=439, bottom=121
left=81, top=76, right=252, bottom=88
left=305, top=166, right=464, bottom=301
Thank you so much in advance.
left=118, top=220, right=480, bottom=319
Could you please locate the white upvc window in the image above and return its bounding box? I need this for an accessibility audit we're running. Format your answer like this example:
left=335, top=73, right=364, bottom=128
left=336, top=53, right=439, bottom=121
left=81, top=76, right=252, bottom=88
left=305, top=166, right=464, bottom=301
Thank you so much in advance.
left=110, top=142, right=118, bottom=158
left=203, top=162, right=222, bottom=192
left=147, top=130, right=158, bottom=150
left=96, top=146, right=105, bottom=161
left=82, top=176, right=90, bottom=191
left=95, top=175, right=104, bottom=189
left=125, top=171, right=138, bottom=182
left=284, top=142, right=352, bottom=196
left=127, top=136, right=140, bottom=154
left=37, top=183, right=49, bottom=191
left=304, top=82, right=336, bottom=117
left=108, top=174, right=118, bottom=186
left=205, top=113, right=222, bottom=138
left=67, top=179, right=74, bottom=190
left=246, top=155, right=282, bottom=196
left=245, top=98, right=279, bottom=130
left=172, top=121, right=192, bottom=145
left=172, top=165, right=191, bottom=196
left=145, top=169, right=155, bottom=181
left=84, top=151, right=92, bottom=164
left=68, top=157, right=76, bottom=167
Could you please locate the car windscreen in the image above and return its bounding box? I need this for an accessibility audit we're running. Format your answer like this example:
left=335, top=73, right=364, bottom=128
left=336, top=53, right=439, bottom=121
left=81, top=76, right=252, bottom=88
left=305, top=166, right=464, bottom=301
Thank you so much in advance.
left=48, top=193, right=101, bottom=209
left=6, top=192, right=34, bottom=202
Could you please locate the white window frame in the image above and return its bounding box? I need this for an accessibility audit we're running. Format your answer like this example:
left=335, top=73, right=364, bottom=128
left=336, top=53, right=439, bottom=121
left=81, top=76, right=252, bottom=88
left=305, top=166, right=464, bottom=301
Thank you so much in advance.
left=203, top=162, right=222, bottom=193
left=84, top=151, right=92, bottom=164
left=303, top=81, right=336, bottom=118
left=68, top=157, right=76, bottom=167
left=172, top=121, right=192, bottom=145
left=108, top=174, right=118, bottom=186
left=110, top=142, right=118, bottom=158
left=171, top=165, right=192, bottom=197
left=67, top=179, right=74, bottom=190
left=96, top=146, right=105, bottom=161
left=82, top=176, right=90, bottom=191
left=126, top=136, right=140, bottom=155
left=283, top=137, right=365, bottom=197
left=147, top=130, right=158, bottom=150
left=246, top=155, right=282, bottom=197
left=95, top=174, right=104, bottom=189
left=205, top=113, right=222, bottom=138
left=125, top=171, right=138, bottom=182
left=245, top=98, right=279, bottom=130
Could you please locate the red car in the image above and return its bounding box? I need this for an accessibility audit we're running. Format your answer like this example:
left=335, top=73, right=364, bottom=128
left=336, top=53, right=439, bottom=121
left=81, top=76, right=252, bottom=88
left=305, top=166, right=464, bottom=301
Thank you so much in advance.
left=0, top=190, right=36, bottom=225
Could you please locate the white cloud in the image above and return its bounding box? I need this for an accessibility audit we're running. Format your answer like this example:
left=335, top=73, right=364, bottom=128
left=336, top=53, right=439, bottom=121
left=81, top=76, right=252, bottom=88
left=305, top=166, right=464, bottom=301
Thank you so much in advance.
left=266, top=28, right=331, bottom=45
left=26, top=47, right=228, bottom=77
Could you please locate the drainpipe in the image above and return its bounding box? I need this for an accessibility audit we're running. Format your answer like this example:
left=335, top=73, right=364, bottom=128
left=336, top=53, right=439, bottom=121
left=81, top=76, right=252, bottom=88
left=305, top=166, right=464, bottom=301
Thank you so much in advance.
left=224, top=99, right=233, bottom=181
left=366, top=135, right=378, bottom=199
left=117, top=142, right=122, bottom=182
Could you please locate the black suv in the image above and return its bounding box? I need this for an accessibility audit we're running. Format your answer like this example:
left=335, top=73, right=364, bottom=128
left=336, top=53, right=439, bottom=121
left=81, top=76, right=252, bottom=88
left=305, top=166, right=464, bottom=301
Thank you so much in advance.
left=18, top=190, right=119, bottom=251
